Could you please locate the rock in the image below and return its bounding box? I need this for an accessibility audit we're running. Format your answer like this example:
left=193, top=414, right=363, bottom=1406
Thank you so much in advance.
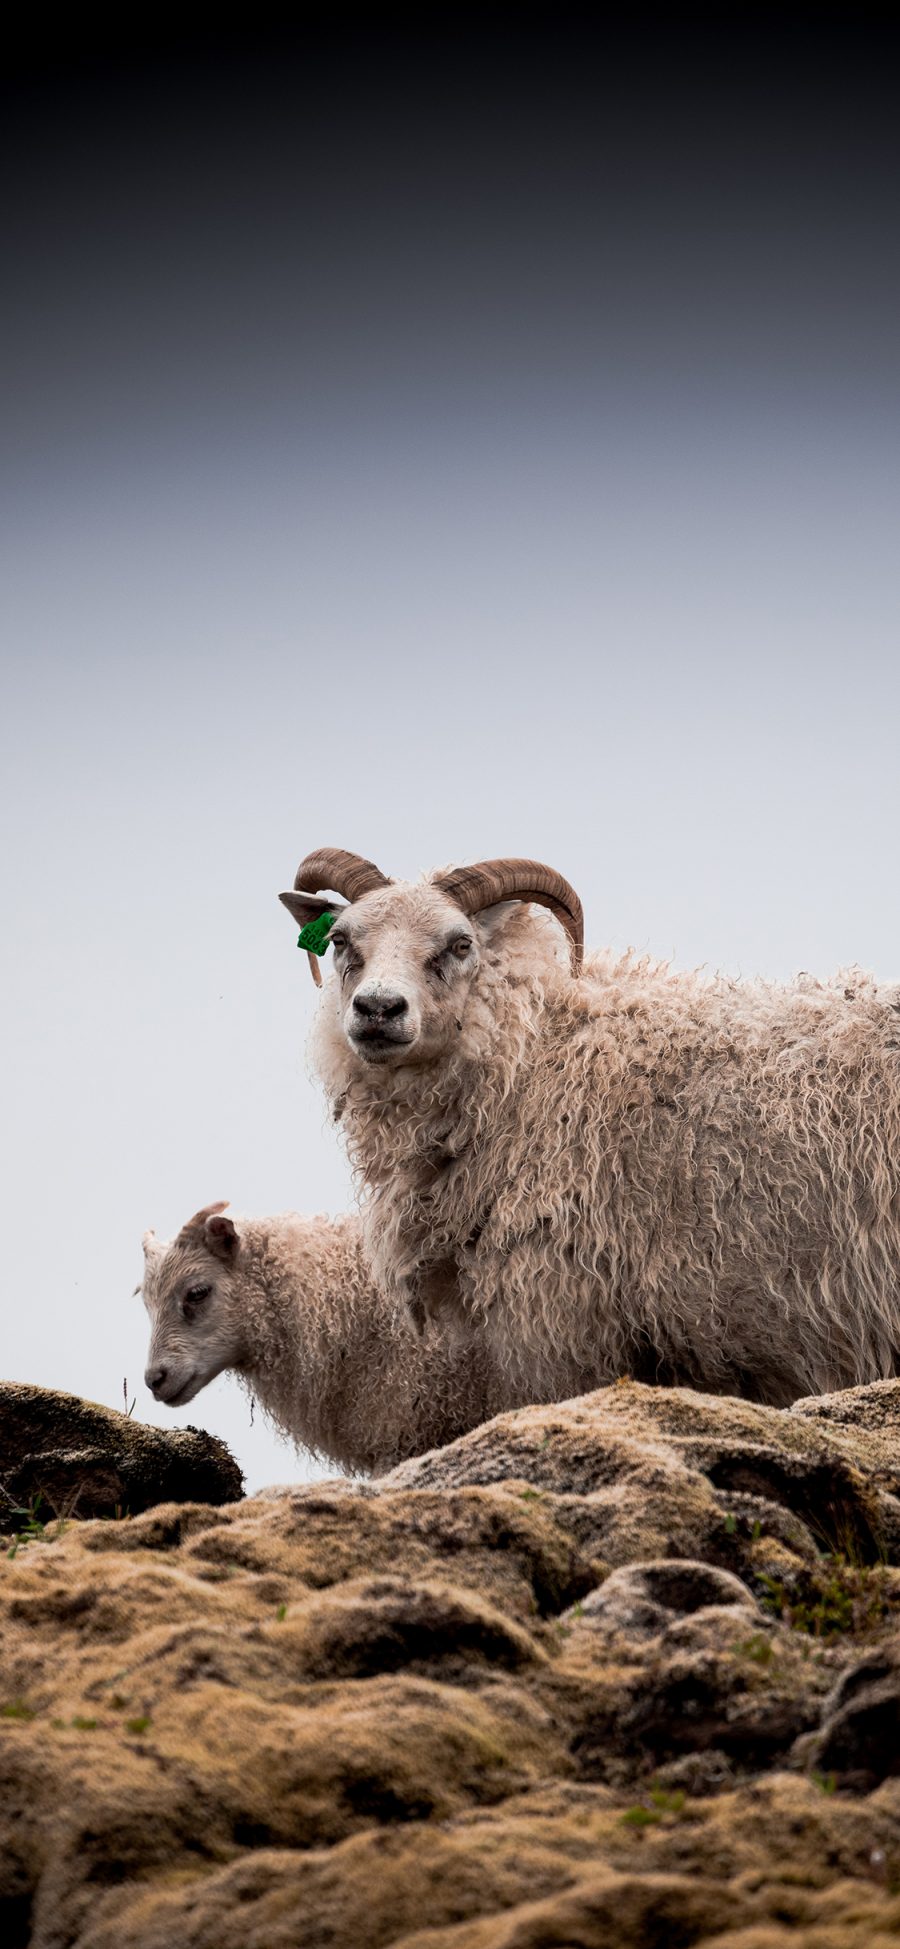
left=0, top=1382, right=243, bottom=1519
left=568, top=1559, right=760, bottom=1640
left=796, top=1640, right=900, bottom=1792
left=278, top=1575, right=545, bottom=1679
left=387, top=1379, right=900, bottom=1566
left=4, top=1378, right=900, bottom=1945
left=790, top=1378, right=900, bottom=1513
left=792, top=1376, right=900, bottom=1433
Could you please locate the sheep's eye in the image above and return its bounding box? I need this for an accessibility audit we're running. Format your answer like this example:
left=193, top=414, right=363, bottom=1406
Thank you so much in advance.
left=330, top=934, right=348, bottom=953
left=449, top=937, right=473, bottom=958
left=183, top=1285, right=211, bottom=1309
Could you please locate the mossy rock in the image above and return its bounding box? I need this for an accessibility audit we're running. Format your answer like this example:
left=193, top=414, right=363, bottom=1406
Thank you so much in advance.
left=0, top=1382, right=243, bottom=1519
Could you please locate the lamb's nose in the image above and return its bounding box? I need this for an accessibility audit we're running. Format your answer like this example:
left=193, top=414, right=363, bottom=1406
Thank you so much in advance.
left=145, top=1365, right=168, bottom=1395
left=353, top=992, right=408, bottom=1022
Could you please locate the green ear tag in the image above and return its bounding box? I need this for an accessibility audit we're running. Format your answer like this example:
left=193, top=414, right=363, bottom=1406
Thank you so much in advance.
left=297, top=910, right=337, bottom=956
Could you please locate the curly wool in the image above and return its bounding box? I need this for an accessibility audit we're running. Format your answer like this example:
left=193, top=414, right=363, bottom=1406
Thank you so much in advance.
left=310, top=911, right=900, bottom=1408
left=213, top=1213, right=507, bottom=1475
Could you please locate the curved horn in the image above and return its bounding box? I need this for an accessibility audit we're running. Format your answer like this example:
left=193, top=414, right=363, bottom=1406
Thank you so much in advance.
left=436, top=858, right=584, bottom=973
left=290, top=848, right=392, bottom=905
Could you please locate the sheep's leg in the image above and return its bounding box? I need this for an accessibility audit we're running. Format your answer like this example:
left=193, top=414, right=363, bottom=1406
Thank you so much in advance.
left=406, top=1257, right=462, bottom=1336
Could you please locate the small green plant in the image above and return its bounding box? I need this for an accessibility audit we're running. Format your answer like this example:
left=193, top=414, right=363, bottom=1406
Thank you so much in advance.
left=738, top=1632, right=775, bottom=1665
left=125, top=1715, right=151, bottom=1736
left=758, top=1556, right=894, bottom=1640
left=519, top=1488, right=542, bottom=1502
left=5, top=1485, right=77, bottom=1556
left=1, top=1699, right=36, bottom=1721
left=71, top=1716, right=98, bottom=1731
left=622, top=1803, right=659, bottom=1827
left=275, top=1603, right=287, bottom=1622
left=811, top=1769, right=837, bottom=1795
left=5, top=1493, right=47, bottom=1557
left=622, top=1786, right=686, bottom=1827
left=648, top=1786, right=686, bottom=1815
left=721, top=1512, right=765, bottom=1545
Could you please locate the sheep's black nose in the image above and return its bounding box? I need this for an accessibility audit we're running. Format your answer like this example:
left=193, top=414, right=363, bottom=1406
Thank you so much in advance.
left=353, top=992, right=408, bottom=1022
left=145, top=1365, right=167, bottom=1395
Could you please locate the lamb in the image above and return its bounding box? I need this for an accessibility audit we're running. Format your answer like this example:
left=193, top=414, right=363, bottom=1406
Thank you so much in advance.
left=139, top=1202, right=507, bottom=1474
left=280, top=846, right=900, bottom=1409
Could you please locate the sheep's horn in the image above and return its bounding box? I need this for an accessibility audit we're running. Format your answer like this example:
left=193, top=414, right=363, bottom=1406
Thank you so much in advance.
left=290, top=848, right=392, bottom=905
left=436, top=859, right=584, bottom=973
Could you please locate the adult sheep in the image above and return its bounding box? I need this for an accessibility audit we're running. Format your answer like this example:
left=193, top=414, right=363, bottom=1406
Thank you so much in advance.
left=140, top=1202, right=505, bottom=1474
left=280, top=846, right=900, bottom=1409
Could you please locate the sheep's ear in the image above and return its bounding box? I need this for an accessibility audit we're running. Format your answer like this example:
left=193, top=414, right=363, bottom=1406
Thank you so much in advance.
left=205, top=1212, right=238, bottom=1261
left=279, top=891, right=347, bottom=930
left=474, top=901, right=519, bottom=947
left=179, top=1201, right=234, bottom=1255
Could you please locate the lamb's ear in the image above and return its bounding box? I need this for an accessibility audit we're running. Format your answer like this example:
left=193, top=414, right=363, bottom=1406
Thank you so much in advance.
left=204, top=1212, right=238, bottom=1262
left=474, top=901, right=519, bottom=947
left=179, top=1201, right=233, bottom=1249
left=279, top=891, right=347, bottom=930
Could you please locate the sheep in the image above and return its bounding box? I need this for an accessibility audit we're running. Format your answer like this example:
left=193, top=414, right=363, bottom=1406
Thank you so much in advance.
left=139, top=1201, right=507, bottom=1475
left=280, top=847, right=900, bottom=1409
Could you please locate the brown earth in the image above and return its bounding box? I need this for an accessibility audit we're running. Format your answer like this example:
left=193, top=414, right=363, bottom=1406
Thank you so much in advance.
left=4, top=1377, right=900, bottom=1946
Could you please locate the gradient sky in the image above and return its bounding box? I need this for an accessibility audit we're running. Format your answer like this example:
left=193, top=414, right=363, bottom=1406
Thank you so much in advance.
left=3, top=14, right=899, bottom=1490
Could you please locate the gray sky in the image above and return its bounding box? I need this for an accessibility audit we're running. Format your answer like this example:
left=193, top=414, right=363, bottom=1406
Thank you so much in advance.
left=3, top=22, right=899, bottom=1490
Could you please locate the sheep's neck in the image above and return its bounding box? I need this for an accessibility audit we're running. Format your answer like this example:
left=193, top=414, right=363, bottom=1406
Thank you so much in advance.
left=233, top=1219, right=369, bottom=1453
left=339, top=986, right=538, bottom=1191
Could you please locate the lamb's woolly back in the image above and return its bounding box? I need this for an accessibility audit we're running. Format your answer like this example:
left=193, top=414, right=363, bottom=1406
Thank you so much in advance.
left=228, top=1212, right=504, bottom=1472
left=305, top=883, right=900, bottom=1407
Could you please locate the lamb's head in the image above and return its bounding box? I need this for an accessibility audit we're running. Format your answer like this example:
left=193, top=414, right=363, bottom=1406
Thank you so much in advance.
left=140, top=1202, right=244, bottom=1407
left=279, top=848, right=584, bottom=1069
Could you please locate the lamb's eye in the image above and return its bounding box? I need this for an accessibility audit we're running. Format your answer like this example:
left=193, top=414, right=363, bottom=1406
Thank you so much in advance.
left=330, top=934, right=347, bottom=953
left=183, top=1285, right=211, bottom=1308
left=450, top=937, right=473, bottom=958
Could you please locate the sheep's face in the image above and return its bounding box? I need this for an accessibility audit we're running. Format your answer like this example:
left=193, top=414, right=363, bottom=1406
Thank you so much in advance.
left=325, top=882, right=509, bottom=1068
left=140, top=1208, right=244, bottom=1407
